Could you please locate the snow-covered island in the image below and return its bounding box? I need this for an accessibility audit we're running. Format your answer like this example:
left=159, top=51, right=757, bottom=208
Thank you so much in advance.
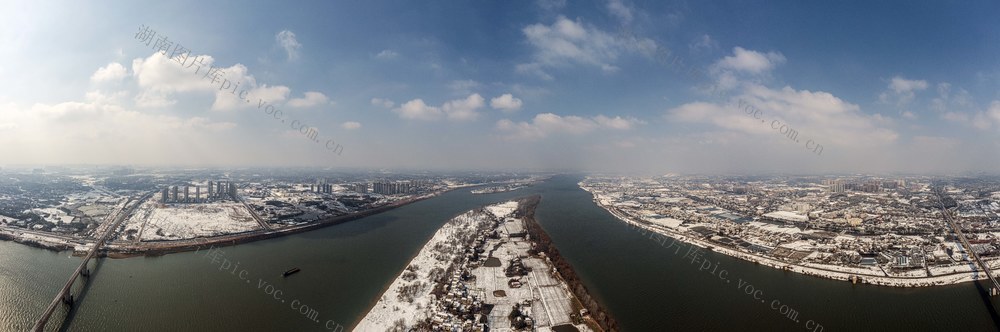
left=470, top=184, right=526, bottom=195
left=355, top=196, right=616, bottom=332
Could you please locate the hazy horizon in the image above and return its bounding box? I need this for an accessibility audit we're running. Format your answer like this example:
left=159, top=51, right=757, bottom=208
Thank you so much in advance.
left=3, top=1, right=999, bottom=174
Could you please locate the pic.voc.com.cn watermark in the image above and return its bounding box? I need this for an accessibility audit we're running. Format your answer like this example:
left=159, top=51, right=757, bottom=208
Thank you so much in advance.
left=133, top=24, right=343, bottom=157
left=197, top=246, right=345, bottom=332
left=617, top=26, right=824, bottom=157
left=626, top=221, right=825, bottom=332
left=731, top=97, right=823, bottom=156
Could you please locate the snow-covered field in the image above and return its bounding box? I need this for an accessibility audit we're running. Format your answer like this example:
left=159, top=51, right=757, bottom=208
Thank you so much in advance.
left=121, top=200, right=260, bottom=241
left=30, top=207, right=73, bottom=224
left=485, top=201, right=518, bottom=219
left=469, top=217, right=588, bottom=331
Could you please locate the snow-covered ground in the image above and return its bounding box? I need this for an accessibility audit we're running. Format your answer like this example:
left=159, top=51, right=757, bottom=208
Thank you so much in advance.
left=581, top=184, right=1000, bottom=288
left=357, top=200, right=594, bottom=331
left=485, top=201, right=518, bottom=219
left=355, top=208, right=494, bottom=331
left=120, top=200, right=260, bottom=241
left=468, top=217, right=589, bottom=332
left=29, top=207, right=74, bottom=224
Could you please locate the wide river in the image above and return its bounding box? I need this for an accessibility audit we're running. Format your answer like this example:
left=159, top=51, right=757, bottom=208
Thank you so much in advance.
left=1, top=175, right=998, bottom=331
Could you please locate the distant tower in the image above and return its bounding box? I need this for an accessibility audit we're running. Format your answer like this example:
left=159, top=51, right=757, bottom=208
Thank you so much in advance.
left=171, top=186, right=179, bottom=202
left=184, top=186, right=189, bottom=202
left=208, top=181, right=214, bottom=199
left=195, top=186, right=200, bottom=201
left=161, top=188, right=169, bottom=203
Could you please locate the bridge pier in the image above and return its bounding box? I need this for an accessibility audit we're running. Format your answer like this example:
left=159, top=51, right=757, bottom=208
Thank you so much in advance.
left=33, top=193, right=149, bottom=332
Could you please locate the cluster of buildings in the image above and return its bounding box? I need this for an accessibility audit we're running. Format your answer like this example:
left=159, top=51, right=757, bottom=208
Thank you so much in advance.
left=423, top=270, right=489, bottom=331
left=372, top=181, right=414, bottom=195
left=310, top=183, right=334, bottom=194
left=822, top=179, right=911, bottom=194
left=581, top=175, right=1000, bottom=281
left=306, top=180, right=434, bottom=196
left=160, top=181, right=237, bottom=204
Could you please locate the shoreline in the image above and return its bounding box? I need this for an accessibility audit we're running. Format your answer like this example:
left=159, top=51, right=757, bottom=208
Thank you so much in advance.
left=579, top=183, right=999, bottom=289
left=520, top=195, right=619, bottom=331
left=355, top=195, right=614, bottom=331
left=0, top=187, right=460, bottom=258
left=348, top=205, right=477, bottom=331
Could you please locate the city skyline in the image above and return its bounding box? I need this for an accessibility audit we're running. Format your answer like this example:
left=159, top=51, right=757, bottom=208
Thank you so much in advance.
left=2, top=1, right=1000, bottom=174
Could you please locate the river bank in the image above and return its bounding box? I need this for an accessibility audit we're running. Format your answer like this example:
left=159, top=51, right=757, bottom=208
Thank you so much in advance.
left=0, top=188, right=459, bottom=258
left=355, top=195, right=613, bottom=331
left=580, top=183, right=1000, bottom=288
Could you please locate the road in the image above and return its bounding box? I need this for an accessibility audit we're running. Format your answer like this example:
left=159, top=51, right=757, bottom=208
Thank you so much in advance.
left=31, top=192, right=150, bottom=332
left=936, top=189, right=1000, bottom=294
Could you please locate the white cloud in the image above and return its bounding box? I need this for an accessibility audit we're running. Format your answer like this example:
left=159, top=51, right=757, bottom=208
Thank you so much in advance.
left=690, top=34, right=718, bottom=52
left=959, top=101, right=1000, bottom=130
left=930, top=82, right=979, bottom=127
left=393, top=99, right=442, bottom=120
left=888, top=77, right=929, bottom=94
left=988, top=101, right=1000, bottom=123
left=941, top=111, right=969, bottom=123
left=496, top=113, right=641, bottom=140
left=711, top=47, right=786, bottom=75
left=131, top=52, right=215, bottom=108
left=490, top=93, right=523, bottom=112
left=0, top=92, right=239, bottom=165
left=276, top=30, right=301, bottom=61
left=91, top=62, right=127, bottom=83
left=878, top=76, right=928, bottom=107
left=606, top=0, right=633, bottom=24
left=392, top=94, right=485, bottom=121
left=287, top=91, right=330, bottom=108
left=518, top=16, right=656, bottom=79
left=667, top=84, right=898, bottom=149
left=341, top=121, right=362, bottom=130
left=442, top=93, right=485, bottom=121
left=132, top=53, right=214, bottom=94
left=375, top=49, right=398, bottom=59
left=593, top=115, right=644, bottom=130
left=85, top=90, right=128, bottom=105
left=131, top=52, right=290, bottom=111
left=134, top=90, right=177, bottom=108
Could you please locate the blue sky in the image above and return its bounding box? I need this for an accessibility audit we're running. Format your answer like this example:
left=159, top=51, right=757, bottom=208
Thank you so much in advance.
left=1, top=0, right=999, bottom=174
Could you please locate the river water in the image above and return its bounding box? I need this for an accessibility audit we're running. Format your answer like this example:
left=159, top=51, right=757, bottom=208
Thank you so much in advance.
left=1, top=175, right=997, bottom=331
